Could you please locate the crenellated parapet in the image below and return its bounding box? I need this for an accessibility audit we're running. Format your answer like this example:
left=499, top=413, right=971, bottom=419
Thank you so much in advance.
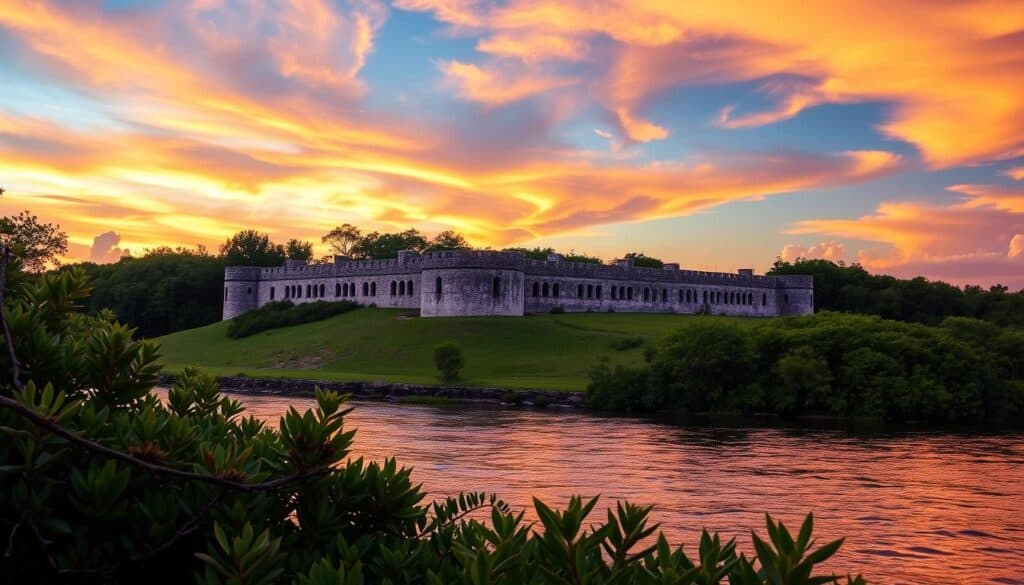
left=421, top=250, right=527, bottom=271
left=222, top=249, right=814, bottom=319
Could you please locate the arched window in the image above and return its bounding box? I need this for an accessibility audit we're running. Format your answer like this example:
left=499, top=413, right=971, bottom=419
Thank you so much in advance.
left=703, top=290, right=708, bottom=304
left=320, top=284, right=325, bottom=297
left=612, top=287, right=618, bottom=300
left=363, top=282, right=369, bottom=296
left=585, top=284, right=591, bottom=298
left=335, top=283, right=341, bottom=297
left=493, top=276, right=501, bottom=297
left=643, top=287, right=650, bottom=301
left=577, top=284, right=584, bottom=298
left=661, top=289, right=667, bottom=302
left=390, top=281, right=397, bottom=296
left=596, top=285, right=602, bottom=299
left=224, top=287, right=228, bottom=300
left=532, top=282, right=540, bottom=297
left=297, top=286, right=302, bottom=298
left=784, top=294, right=790, bottom=304
left=435, top=277, right=442, bottom=295
left=399, top=280, right=406, bottom=296
left=627, top=287, right=634, bottom=300
left=371, top=282, right=377, bottom=296
left=270, top=287, right=275, bottom=300
left=407, top=280, right=414, bottom=296
left=543, top=282, right=550, bottom=297
left=553, top=283, right=560, bottom=297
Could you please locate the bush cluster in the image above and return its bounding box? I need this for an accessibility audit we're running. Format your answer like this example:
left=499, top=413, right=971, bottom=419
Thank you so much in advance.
left=0, top=265, right=865, bottom=583
left=227, top=300, right=360, bottom=338
left=588, top=312, right=1024, bottom=422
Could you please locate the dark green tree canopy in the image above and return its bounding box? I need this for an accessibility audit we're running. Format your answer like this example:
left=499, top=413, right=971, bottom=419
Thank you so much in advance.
left=285, top=238, right=314, bottom=261
left=351, top=229, right=428, bottom=259
left=623, top=252, right=664, bottom=268
left=0, top=210, right=69, bottom=272
left=321, top=223, right=362, bottom=257
left=219, top=230, right=286, bottom=267
left=769, top=257, right=1024, bottom=326
left=427, top=230, right=472, bottom=251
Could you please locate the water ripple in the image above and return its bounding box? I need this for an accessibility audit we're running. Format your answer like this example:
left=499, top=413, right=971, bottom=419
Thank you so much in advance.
left=215, top=392, right=1024, bottom=585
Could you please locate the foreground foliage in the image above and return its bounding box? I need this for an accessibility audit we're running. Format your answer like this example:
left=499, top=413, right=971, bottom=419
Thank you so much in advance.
left=227, top=300, right=361, bottom=338
left=0, top=264, right=865, bottom=583
left=588, top=312, right=1024, bottom=422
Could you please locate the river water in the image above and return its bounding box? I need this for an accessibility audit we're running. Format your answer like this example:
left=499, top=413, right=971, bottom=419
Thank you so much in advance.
left=217, top=392, right=1024, bottom=584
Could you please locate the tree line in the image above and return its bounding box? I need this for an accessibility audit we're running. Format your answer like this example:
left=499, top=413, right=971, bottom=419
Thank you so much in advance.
left=768, top=258, right=1024, bottom=327
left=588, top=312, right=1024, bottom=423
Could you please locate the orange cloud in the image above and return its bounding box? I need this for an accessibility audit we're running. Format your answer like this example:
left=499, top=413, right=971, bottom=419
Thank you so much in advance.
left=1004, top=166, right=1024, bottom=181
left=788, top=183, right=1024, bottom=285
left=780, top=241, right=845, bottom=262
left=404, top=0, right=1024, bottom=164
left=0, top=0, right=970, bottom=273
left=477, top=33, right=589, bottom=63
left=1010, top=234, right=1024, bottom=260
left=437, top=60, right=579, bottom=104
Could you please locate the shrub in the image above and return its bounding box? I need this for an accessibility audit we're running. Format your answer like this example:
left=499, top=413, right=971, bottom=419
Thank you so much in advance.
left=586, top=360, right=653, bottom=412
left=433, top=341, right=464, bottom=383
left=226, top=300, right=360, bottom=338
left=549, top=305, right=565, bottom=314
left=0, top=261, right=865, bottom=583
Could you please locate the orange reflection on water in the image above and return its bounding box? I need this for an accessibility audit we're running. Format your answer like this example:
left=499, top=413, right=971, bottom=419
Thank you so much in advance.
left=204, top=392, right=1024, bottom=585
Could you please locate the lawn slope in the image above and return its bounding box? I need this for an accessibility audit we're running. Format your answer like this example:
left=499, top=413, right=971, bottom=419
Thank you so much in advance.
left=154, top=308, right=749, bottom=391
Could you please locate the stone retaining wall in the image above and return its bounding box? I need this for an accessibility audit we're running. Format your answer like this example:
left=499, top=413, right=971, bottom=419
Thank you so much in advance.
left=159, top=374, right=587, bottom=408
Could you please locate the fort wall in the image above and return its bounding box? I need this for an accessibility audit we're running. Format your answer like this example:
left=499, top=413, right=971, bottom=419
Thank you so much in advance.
left=222, top=250, right=813, bottom=319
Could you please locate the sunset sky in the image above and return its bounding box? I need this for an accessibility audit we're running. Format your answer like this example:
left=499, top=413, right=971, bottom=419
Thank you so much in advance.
left=1, top=0, right=1023, bottom=287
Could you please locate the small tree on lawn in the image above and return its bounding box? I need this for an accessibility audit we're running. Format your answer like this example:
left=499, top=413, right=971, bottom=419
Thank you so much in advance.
left=434, top=342, right=464, bottom=383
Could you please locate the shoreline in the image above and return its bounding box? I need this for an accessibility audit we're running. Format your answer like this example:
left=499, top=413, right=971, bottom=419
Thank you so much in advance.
left=158, top=374, right=587, bottom=408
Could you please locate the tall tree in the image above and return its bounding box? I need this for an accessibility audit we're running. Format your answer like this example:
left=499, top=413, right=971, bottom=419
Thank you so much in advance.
left=219, top=230, right=286, bottom=266
left=351, top=229, right=428, bottom=259
left=623, top=252, right=663, bottom=268
left=427, top=230, right=471, bottom=251
left=322, top=223, right=362, bottom=257
left=0, top=210, right=69, bottom=272
left=285, top=238, right=313, bottom=261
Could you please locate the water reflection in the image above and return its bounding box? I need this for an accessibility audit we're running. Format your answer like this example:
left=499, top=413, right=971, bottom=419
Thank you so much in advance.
left=198, top=392, right=1024, bottom=585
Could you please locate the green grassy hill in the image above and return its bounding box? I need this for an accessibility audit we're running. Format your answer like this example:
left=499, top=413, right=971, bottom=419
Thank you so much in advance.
left=155, top=308, right=751, bottom=391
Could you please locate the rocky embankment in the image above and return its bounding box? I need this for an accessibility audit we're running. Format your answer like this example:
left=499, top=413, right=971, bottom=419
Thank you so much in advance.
left=158, top=374, right=586, bottom=408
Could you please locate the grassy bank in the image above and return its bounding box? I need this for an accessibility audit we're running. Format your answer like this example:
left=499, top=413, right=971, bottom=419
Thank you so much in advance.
left=154, top=308, right=753, bottom=391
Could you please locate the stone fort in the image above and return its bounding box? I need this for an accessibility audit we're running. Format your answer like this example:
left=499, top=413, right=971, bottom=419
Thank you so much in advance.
left=223, top=250, right=813, bottom=319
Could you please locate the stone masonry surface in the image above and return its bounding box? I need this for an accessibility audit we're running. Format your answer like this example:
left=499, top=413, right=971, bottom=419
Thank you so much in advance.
left=223, top=250, right=813, bottom=319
